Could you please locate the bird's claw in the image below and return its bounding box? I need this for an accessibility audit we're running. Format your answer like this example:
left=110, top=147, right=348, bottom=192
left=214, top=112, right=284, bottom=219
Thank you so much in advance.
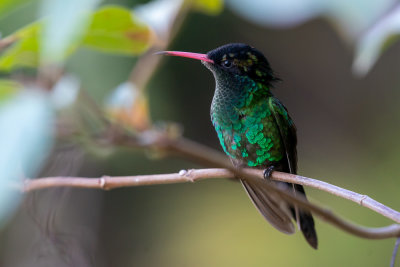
left=263, top=165, right=275, bottom=181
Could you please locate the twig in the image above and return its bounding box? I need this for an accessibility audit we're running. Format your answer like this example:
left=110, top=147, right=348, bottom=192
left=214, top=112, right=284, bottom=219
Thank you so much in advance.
left=64, top=130, right=400, bottom=240
left=164, top=136, right=400, bottom=223
left=166, top=137, right=400, bottom=239
left=129, top=2, right=190, bottom=90
left=271, top=171, right=400, bottom=224
left=20, top=167, right=400, bottom=240
left=21, top=168, right=400, bottom=223
left=392, top=237, right=400, bottom=267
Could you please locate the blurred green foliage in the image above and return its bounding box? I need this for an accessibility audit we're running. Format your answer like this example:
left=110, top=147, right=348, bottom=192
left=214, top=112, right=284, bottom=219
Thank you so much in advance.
left=192, top=0, right=223, bottom=14
left=0, top=22, right=41, bottom=71
left=0, top=0, right=400, bottom=266
left=0, top=6, right=153, bottom=71
left=0, top=0, right=26, bottom=16
left=83, top=6, right=152, bottom=54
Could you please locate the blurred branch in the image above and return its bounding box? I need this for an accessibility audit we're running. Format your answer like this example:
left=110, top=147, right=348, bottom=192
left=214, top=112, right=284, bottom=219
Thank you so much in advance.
left=0, top=35, right=17, bottom=51
left=129, top=47, right=165, bottom=90
left=129, top=2, right=190, bottom=90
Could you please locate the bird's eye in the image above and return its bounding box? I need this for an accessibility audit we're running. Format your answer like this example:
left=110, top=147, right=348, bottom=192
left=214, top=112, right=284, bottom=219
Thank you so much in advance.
left=222, top=60, right=232, bottom=68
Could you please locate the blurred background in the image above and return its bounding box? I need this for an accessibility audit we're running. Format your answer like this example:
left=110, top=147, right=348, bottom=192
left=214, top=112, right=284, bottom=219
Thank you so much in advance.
left=0, top=0, right=400, bottom=266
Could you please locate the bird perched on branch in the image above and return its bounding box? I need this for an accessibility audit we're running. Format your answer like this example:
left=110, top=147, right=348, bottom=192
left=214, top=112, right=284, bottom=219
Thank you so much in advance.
left=158, top=43, right=318, bottom=249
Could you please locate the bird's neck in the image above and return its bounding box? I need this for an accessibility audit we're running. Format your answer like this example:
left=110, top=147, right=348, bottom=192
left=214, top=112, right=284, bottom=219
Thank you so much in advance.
left=211, top=74, right=271, bottom=125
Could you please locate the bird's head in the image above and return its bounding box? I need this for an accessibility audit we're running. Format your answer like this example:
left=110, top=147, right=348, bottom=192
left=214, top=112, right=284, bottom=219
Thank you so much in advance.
left=158, top=43, right=279, bottom=87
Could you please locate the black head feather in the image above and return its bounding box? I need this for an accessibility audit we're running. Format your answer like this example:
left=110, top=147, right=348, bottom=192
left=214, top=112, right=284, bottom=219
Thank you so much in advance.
left=206, top=43, right=280, bottom=87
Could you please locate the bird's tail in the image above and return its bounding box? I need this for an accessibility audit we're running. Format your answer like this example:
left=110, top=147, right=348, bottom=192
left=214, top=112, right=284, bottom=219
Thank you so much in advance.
left=293, top=184, right=318, bottom=249
left=298, top=209, right=318, bottom=249
left=241, top=180, right=318, bottom=249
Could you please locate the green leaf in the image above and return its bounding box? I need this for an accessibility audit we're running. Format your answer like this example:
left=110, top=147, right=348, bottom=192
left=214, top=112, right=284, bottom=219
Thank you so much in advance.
left=82, top=6, right=153, bottom=55
left=0, top=91, right=53, bottom=227
left=190, top=0, right=224, bottom=15
left=0, top=22, right=41, bottom=71
left=353, top=5, right=400, bottom=76
left=0, top=6, right=152, bottom=72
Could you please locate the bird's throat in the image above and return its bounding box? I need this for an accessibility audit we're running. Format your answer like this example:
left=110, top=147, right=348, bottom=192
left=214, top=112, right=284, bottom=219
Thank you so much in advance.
left=210, top=73, right=269, bottom=125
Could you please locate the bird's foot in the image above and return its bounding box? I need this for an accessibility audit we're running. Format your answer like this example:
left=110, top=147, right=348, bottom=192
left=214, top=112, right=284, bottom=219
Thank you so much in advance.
left=263, top=165, right=275, bottom=181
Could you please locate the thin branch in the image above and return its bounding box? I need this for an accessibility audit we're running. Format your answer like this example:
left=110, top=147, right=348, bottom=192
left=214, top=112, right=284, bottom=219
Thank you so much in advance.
left=20, top=167, right=400, bottom=240
left=271, top=171, right=400, bottom=224
left=20, top=168, right=400, bottom=223
left=128, top=3, right=190, bottom=90
left=163, top=136, right=400, bottom=223
left=58, top=129, right=400, bottom=241
left=21, top=169, right=227, bottom=192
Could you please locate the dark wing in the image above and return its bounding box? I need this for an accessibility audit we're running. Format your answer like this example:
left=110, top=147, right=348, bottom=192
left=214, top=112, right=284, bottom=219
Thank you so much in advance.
left=268, top=97, right=300, bottom=223
left=268, top=97, right=318, bottom=249
left=239, top=97, right=297, bottom=234
left=268, top=97, right=297, bottom=174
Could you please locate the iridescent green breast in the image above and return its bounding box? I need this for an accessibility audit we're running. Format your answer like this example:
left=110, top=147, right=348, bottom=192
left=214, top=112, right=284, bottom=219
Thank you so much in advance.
left=210, top=77, right=285, bottom=167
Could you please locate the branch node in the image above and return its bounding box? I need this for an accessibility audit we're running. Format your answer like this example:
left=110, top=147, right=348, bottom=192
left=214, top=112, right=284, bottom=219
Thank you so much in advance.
left=359, top=195, right=368, bottom=205
left=178, top=169, right=195, bottom=182
left=178, top=169, right=188, bottom=176
left=99, top=176, right=108, bottom=190
left=187, top=169, right=196, bottom=182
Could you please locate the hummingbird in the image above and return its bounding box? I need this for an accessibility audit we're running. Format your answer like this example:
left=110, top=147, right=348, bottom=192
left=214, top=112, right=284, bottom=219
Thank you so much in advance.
left=159, top=43, right=318, bottom=249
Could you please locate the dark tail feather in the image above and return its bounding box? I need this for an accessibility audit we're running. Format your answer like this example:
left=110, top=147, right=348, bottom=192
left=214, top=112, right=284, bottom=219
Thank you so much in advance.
left=293, top=184, right=318, bottom=249
left=241, top=180, right=295, bottom=234
left=299, top=209, right=318, bottom=249
left=241, top=178, right=318, bottom=249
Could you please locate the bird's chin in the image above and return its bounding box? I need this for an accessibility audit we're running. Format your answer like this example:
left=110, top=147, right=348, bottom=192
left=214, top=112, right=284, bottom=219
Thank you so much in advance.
left=202, top=61, right=216, bottom=72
